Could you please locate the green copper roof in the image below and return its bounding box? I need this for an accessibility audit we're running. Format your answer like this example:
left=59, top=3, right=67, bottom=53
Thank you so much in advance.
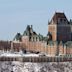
left=48, top=41, right=54, bottom=45
left=13, top=33, right=22, bottom=41
left=23, top=30, right=30, bottom=36
left=23, top=25, right=37, bottom=36
left=38, top=34, right=44, bottom=41
left=47, top=41, right=59, bottom=45
left=23, top=25, right=30, bottom=36
left=65, top=41, right=72, bottom=47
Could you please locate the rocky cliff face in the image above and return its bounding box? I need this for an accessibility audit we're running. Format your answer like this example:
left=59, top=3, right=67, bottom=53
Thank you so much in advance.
left=0, top=61, right=72, bottom=72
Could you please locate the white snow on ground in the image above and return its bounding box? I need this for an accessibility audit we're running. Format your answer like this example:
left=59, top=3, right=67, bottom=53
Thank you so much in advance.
left=23, top=54, right=39, bottom=57
left=0, top=50, right=67, bottom=57
left=0, top=51, right=72, bottom=72
left=0, top=61, right=72, bottom=72
left=0, top=53, right=39, bottom=57
left=0, top=52, right=61, bottom=57
left=0, top=53, right=22, bottom=57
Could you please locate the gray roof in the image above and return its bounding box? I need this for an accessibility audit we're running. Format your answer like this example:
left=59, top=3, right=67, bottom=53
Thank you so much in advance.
left=23, top=25, right=37, bottom=36
left=38, top=34, right=44, bottom=41
left=13, top=33, right=22, bottom=41
left=65, top=41, right=72, bottom=47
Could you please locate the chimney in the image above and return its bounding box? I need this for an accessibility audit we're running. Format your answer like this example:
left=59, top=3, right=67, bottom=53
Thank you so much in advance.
left=30, top=25, right=33, bottom=33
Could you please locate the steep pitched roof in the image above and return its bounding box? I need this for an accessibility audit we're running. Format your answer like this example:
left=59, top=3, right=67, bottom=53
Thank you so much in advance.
left=49, top=12, right=69, bottom=24
left=23, top=25, right=31, bottom=36
left=23, top=25, right=37, bottom=36
left=13, top=33, right=22, bottom=41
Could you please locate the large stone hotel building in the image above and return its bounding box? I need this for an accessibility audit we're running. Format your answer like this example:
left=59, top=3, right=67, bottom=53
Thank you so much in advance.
left=0, top=12, right=72, bottom=56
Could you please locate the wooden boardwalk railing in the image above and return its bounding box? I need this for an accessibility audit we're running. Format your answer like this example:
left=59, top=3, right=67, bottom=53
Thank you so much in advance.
left=0, top=56, right=72, bottom=62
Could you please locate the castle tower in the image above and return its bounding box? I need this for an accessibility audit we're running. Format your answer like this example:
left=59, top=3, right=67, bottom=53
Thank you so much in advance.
left=48, top=12, right=71, bottom=42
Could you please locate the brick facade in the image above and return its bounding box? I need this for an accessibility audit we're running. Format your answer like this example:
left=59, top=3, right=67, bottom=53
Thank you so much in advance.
left=0, top=12, right=72, bottom=56
left=48, top=12, right=71, bottom=42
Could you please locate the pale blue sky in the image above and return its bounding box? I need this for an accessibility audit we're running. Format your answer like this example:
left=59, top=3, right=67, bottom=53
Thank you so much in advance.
left=0, top=0, right=72, bottom=40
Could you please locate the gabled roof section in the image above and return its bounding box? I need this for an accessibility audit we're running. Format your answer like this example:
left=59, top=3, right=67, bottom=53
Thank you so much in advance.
left=49, top=12, right=69, bottom=24
left=23, top=25, right=37, bottom=36
left=23, top=25, right=31, bottom=36
left=13, top=33, right=22, bottom=41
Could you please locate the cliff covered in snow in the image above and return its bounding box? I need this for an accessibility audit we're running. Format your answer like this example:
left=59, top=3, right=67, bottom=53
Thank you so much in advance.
left=0, top=61, right=72, bottom=72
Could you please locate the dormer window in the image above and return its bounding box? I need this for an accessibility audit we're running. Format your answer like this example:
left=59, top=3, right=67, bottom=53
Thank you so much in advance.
left=58, top=18, right=67, bottom=24
left=62, top=18, right=66, bottom=23
left=60, top=18, right=62, bottom=22
left=64, top=19, right=66, bottom=22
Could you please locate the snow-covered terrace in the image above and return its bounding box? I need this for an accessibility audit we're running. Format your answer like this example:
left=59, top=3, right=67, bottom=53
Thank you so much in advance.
left=0, top=52, right=39, bottom=57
